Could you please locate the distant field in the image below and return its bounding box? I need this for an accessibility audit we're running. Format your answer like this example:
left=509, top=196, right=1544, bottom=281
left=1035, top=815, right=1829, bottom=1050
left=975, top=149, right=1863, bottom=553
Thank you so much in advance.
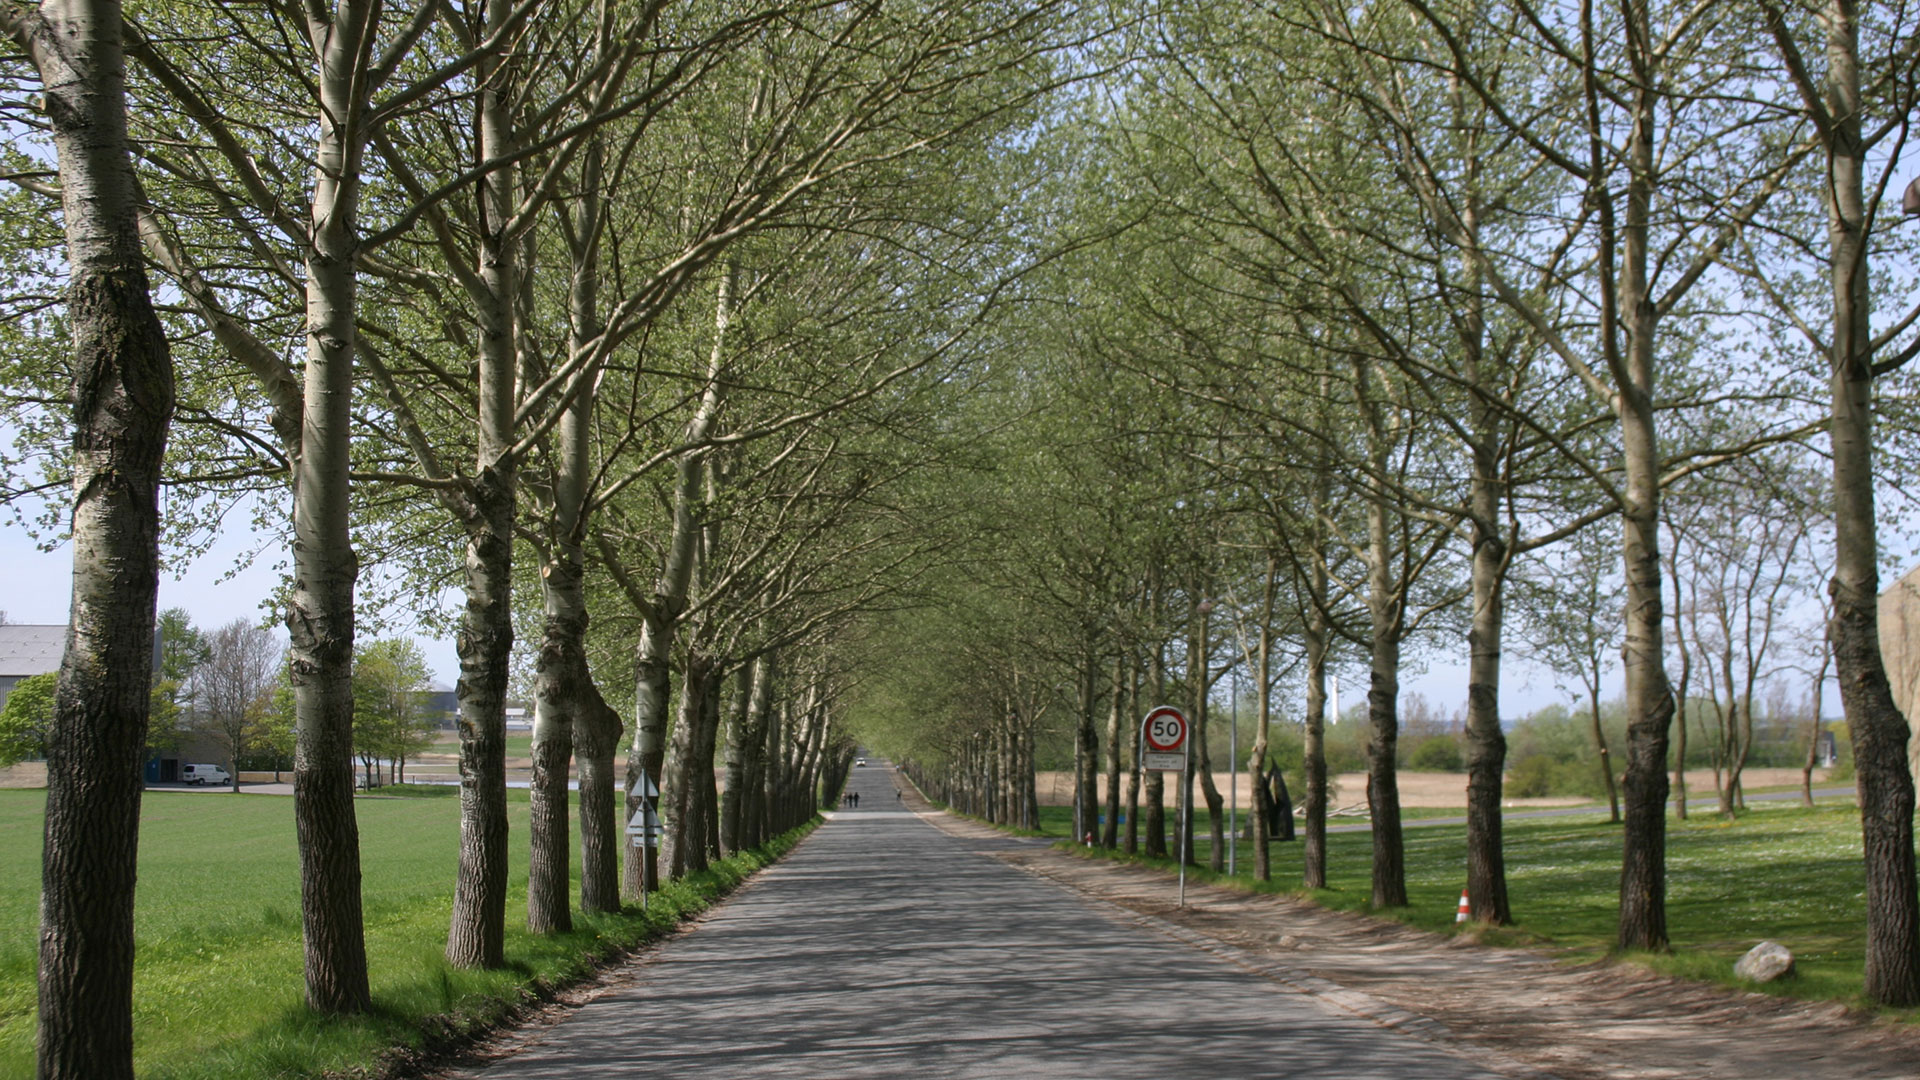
left=1058, top=796, right=1903, bottom=1010
left=0, top=787, right=803, bottom=1078
left=1032, top=767, right=1833, bottom=810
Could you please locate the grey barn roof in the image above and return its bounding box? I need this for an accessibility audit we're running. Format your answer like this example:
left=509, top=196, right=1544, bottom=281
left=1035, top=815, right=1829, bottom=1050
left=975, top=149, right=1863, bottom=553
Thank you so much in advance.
left=0, top=625, right=65, bottom=678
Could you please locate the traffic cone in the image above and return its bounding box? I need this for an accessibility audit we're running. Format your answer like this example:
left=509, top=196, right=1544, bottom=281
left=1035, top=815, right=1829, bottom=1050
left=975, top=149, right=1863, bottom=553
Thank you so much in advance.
left=1455, top=888, right=1472, bottom=923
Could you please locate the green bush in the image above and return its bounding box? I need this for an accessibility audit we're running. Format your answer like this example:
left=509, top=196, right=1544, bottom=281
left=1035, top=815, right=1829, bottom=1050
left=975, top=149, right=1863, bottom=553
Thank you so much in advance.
left=1405, top=735, right=1463, bottom=772
left=1506, top=749, right=1606, bottom=798
left=1321, top=718, right=1370, bottom=773
left=0, top=672, right=53, bottom=766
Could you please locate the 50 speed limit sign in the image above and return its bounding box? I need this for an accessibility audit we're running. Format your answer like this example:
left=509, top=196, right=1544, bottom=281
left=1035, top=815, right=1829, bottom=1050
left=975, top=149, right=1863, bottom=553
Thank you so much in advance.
left=1141, top=706, right=1189, bottom=772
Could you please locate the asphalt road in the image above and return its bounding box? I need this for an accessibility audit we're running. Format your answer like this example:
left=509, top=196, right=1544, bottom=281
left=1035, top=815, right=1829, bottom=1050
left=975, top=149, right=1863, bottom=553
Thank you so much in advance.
left=463, top=761, right=1503, bottom=1080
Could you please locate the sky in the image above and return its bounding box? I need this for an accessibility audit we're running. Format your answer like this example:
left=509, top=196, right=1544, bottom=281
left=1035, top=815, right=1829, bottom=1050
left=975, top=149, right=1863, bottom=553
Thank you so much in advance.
left=5, top=479, right=1876, bottom=723
left=1, top=500, right=464, bottom=690
left=2, top=493, right=1602, bottom=721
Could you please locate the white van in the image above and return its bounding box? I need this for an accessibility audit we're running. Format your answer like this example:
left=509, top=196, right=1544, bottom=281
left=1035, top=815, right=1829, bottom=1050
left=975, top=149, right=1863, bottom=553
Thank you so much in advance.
left=181, top=763, right=231, bottom=786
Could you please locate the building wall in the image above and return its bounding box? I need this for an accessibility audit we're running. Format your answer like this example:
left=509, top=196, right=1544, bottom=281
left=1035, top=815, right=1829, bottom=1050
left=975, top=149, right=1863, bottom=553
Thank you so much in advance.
left=1875, top=565, right=1920, bottom=782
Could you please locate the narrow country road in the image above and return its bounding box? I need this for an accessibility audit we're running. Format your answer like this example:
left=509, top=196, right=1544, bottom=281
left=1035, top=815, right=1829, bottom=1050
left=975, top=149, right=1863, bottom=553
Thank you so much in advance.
left=457, top=760, right=1503, bottom=1079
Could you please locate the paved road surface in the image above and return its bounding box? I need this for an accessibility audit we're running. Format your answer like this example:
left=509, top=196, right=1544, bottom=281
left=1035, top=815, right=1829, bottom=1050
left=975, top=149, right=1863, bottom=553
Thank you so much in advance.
left=463, top=761, right=1504, bottom=1079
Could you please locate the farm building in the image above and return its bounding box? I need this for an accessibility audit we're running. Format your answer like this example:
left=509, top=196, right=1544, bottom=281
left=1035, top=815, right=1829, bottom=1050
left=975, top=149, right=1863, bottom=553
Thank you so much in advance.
left=0, top=624, right=64, bottom=715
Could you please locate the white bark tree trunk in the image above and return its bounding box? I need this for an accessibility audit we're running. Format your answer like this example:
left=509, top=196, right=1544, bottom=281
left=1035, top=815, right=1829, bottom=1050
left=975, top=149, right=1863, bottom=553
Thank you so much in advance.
left=17, top=0, right=176, bottom=1071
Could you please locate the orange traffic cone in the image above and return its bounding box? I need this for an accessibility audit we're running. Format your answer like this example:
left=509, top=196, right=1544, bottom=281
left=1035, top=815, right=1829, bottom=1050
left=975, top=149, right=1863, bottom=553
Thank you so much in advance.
left=1455, top=888, right=1472, bottom=923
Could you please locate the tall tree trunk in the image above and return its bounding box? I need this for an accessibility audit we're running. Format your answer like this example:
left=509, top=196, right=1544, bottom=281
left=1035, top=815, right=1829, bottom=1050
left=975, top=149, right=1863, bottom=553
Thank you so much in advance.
left=761, top=689, right=788, bottom=843
left=1720, top=676, right=1751, bottom=810
left=662, top=653, right=712, bottom=879
left=575, top=677, right=623, bottom=914
left=1124, top=653, right=1142, bottom=854
left=1075, top=651, right=1100, bottom=843
left=1609, top=3, right=1677, bottom=950
left=527, top=559, right=581, bottom=932
left=1192, top=604, right=1224, bottom=870
left=1251, top=618, right=1274, bottom=882
left=721, top=661, right=756, bottom=855
left=1302, top=477, right=1331, bottom=890
left=1145, top=630, right=1168, bottom=856
left=1590, top=686, right=1621, bottom=823
left=737, top=653, right=774, bottom=851
left=1463, top=456, right=1510, bottom=922
left=1354, top=354, right=1406, bottom=909
left=1811, top=0, right=1920, bottom=1003
left=1301, top=606, right=1328, bottom=889
left=799, top=703, right=828, bottom=818
left=1802, top=644, right=1831, bottom=809
left=622, top=264, right=729, bottom=891
left=1102, top=652, right=1125, bottom=849
left=1364, top=569, right=1406, bottom=907
left=532, top=133, right=613, bottom=925
left=1443, top=45, right=1513, bottom=929
left=447, top=32, right=520, bottom=969
left=527, top=508, right=587, bottom=934
left=696, top=663, right=724, bottom=866
left=287, top=0, right=375, bottom=1013
left=1022, top=706, right=1040, bottom=830
left=624, top=622, right=671, bottom=897
left=25, top=0, right=176, bottom=1069
left=1668, top=543, right=1692, bottom=821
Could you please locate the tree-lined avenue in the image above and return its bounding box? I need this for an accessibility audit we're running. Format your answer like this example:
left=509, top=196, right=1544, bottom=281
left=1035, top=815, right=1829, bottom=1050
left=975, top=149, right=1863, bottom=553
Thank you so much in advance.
left=460, top=763, right=1499, bottom=1079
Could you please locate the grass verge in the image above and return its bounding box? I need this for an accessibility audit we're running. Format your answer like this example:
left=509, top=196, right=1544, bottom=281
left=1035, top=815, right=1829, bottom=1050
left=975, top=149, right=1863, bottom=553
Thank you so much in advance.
left=0, top=788, right=815, bottom=1078
left=1060, top=799, right=1910, bottom=1016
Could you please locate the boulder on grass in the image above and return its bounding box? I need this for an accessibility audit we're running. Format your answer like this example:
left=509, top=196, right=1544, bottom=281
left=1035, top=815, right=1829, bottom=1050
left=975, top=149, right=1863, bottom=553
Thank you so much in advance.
left=1735, top=940, right=1795, bottom=983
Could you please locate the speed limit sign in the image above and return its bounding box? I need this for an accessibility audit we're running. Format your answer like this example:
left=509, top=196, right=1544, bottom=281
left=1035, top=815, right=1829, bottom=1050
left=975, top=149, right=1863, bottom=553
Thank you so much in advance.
left=1141, top=706, right=1188, bottom=772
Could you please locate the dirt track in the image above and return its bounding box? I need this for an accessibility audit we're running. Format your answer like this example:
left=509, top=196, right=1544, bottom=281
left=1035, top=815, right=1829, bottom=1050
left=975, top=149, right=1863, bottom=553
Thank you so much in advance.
left=906, top=786, right=1917, bottom=1079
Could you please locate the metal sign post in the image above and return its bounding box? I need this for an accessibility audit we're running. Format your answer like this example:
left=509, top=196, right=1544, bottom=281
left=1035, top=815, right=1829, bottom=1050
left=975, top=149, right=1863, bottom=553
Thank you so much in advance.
left=627, top=771, right=661, bottom=911
left=1141, top=706, right=1190, bottom=907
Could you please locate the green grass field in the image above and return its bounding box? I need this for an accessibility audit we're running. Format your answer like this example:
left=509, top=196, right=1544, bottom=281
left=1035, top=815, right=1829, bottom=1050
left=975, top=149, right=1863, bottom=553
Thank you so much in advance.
left=0, top=787, right=810, bottom=1078
left=1050, top=797, right=1906, bottom=1012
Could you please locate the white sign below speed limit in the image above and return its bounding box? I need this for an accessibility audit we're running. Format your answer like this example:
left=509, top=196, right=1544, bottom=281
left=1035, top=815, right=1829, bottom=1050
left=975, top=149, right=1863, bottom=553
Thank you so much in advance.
left=1141, top=705, right=1189, bottom=772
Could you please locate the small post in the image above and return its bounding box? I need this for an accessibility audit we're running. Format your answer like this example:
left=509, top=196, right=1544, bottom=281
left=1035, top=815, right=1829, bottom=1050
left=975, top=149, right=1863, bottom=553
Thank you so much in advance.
left=627, top=770, right=661, bottom=913
left=1178, top=760, right=1189, bottom=908
left=1141, top=705, right=1191, bottom=910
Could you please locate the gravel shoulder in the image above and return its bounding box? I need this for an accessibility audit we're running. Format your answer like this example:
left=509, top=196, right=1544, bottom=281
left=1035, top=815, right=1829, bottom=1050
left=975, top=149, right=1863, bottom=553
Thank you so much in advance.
left=902, top=786, right=1918, bottom=1080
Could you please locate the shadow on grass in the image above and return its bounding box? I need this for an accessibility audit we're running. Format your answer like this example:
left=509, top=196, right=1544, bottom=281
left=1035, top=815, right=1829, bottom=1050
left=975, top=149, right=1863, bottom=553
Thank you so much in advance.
left=1063, top=804, right=1911, bottom=1017
left=142, top=817, right=820, bottom=1080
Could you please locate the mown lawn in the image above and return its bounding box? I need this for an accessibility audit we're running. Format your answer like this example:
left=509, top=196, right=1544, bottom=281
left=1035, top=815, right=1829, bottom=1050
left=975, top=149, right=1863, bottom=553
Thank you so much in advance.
left=1064, top=798, right=1907, bottom=1012
left=0, top=787, right=810, bottom=1078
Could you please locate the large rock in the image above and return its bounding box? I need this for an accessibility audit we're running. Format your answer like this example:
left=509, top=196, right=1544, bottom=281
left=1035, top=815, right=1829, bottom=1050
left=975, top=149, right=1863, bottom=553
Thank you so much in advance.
left=1735, top=941, right=1795, bottom=983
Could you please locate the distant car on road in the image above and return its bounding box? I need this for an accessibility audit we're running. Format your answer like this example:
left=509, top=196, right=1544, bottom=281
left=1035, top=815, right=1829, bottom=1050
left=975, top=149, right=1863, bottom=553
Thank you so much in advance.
left=856, top=758, right=867, bottom=767
left=181, top=763, right=231, bottom=786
